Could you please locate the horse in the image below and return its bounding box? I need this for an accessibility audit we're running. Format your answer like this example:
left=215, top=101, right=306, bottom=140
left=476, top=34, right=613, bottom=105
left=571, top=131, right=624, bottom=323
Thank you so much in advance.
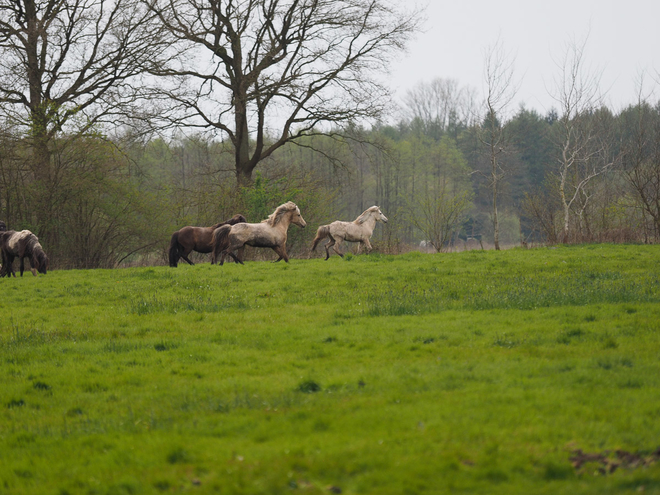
left=211, top=202, right=306, bottom=265
left=311, top=206, right=388, bottom=260
left=168, top=214, right=247, bottom=267
left=0, top=230, right=49, bottom=277
left=0, top=220, right=6, bottom=232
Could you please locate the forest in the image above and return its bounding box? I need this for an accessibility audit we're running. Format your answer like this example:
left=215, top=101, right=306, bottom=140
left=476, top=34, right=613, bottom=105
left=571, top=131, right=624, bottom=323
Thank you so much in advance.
left=1, top=0, right=659, bottom=269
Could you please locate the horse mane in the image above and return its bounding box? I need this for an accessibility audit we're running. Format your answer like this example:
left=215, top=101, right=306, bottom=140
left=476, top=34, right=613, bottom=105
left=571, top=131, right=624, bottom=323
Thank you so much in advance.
left=264, top=202, right=297, bottom=227
left=210, top=214, right=247, bottom=230
left=354, top=206, right=380, bottom=225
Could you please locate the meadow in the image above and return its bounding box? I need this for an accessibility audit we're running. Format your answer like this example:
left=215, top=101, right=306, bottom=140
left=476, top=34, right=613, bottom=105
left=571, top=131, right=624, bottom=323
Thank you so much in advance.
left=1, top=244, right=660, bottom=494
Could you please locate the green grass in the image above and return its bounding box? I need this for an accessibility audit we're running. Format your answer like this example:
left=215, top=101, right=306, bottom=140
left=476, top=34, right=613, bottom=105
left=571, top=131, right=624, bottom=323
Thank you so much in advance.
left=1, top=244, right=660, bottom=494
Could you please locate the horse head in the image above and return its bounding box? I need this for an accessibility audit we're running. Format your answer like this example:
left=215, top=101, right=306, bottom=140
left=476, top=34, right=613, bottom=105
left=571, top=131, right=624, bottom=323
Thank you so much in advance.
left=357, top=206, right=388, bottom=225
left=291, top=204, right=306, bottom=228
left=268, top=202, right=306, bottom=228
left=34, top=248, right=48, bottom=274
left=374, top=206, right=388, bottom=224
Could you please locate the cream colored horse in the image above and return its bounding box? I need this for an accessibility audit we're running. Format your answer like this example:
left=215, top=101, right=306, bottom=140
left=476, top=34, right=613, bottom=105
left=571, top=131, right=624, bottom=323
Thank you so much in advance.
left=211, top=202, right=306, bottom=265
left=311, top=206, right=388, bottom=260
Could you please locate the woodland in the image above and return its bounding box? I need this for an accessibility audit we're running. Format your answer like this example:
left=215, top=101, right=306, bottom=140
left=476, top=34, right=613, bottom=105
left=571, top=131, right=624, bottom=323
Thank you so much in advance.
left=0, top=0, right=659, bottom=269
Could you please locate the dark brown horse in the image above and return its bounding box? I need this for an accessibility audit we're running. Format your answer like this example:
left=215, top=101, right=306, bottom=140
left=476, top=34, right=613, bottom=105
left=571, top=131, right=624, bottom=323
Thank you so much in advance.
left=168, top=214, right=247, bottom=267
left=0, top=230, right=49, bottom=277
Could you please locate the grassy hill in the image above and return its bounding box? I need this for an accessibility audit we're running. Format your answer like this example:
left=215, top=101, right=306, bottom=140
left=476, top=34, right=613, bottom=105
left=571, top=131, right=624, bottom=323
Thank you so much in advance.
left=1, top=244, right=660, bottom=494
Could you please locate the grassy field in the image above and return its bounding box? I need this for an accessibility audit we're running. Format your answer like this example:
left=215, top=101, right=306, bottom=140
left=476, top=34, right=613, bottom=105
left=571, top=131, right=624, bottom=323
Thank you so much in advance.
left=1, top=244, right=660, bottom=494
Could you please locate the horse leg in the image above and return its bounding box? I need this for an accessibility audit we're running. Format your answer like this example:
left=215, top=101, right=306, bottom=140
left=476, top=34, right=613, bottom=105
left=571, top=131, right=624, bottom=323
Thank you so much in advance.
left=272, top=246, right=289, bottom=263
left=236, top=246, right=245, bottom=263
left=180, top=248, right=194, bottom=265
left=226, top=251, right=244, bottom=264
left=6, top=254, right=15, bottom=277
left=19, top=256, right=25, bottom=277
left=224, top=239, right=245, bottom=265
left=332, top=237, right=345, bottom=258
left=324, top=237, right=335, bottom=260
left=363, top=238, right=373, bottom=254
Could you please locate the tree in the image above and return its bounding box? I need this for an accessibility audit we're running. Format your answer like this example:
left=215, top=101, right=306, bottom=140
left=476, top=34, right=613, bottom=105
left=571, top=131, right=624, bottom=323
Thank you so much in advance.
left=401, top=77, right=477, bottom=140
left=479, top=38, right=518, bottom=250
left=146, top=0, right=422, bottom=185
left=620, top=83, right=660, bottom=240
left=549, top=37, right=613, bottom=243
left=407, top=135, right=473, bottom=252
left=0, top=0, right=171, bottom=244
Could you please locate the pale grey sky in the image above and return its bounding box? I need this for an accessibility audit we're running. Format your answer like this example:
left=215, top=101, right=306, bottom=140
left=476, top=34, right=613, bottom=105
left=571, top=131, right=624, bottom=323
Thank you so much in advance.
left=389, top=0, right=660, bottom=115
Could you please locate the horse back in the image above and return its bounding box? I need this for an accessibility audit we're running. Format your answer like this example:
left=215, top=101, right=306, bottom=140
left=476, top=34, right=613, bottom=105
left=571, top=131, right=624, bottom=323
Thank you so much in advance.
left=234, top=222, right=284, bottom=248
left=178, top=226, right=214, bottom=253
left=331, top=221, right=367, bottom=242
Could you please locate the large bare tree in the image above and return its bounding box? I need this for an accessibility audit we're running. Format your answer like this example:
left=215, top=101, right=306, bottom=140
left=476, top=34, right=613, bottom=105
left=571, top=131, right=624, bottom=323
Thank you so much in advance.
left=0, top=0, right=171, bottom=242
left=146, top=0, right=422, bottom=185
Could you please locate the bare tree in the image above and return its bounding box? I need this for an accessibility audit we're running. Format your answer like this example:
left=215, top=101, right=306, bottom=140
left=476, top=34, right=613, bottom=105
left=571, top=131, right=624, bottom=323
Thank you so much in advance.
left=145, top=0, right=422, bottom=185
left=549, top=37, right=613, bottom=243
left=401, top=77, right=477, bottom=139
left=479, top=38, right=518, bottom=250
left=0, top=0, right=171, bottom=242
left=621, top=77, right=660, bottom=240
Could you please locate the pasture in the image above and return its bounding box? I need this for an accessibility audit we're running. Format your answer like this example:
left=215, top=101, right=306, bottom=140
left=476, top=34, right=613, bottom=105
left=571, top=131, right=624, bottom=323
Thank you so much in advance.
left=1, top=244, right=660, bottom=494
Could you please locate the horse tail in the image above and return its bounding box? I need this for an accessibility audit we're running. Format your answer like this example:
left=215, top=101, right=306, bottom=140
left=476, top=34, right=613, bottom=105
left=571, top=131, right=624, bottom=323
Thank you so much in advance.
left=211, top=224, right=232, bottom=264
left=168, top=232, right=180, bottom=267
left=311, top=224, right=330, bottom=251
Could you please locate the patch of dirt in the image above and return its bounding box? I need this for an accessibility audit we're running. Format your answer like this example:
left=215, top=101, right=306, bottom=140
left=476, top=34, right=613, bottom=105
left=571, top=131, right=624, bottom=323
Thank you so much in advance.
left=570, top=448, right=660, bottom=474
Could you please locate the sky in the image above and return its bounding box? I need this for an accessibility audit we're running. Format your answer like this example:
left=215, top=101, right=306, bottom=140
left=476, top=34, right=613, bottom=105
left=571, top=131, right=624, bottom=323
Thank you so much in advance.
left=389, top=0, right=660, bottom=117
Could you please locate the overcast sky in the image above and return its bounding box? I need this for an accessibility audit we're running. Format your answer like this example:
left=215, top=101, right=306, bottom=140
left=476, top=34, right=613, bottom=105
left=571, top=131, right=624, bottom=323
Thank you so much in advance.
left=389, top=0, right=660, bottom=117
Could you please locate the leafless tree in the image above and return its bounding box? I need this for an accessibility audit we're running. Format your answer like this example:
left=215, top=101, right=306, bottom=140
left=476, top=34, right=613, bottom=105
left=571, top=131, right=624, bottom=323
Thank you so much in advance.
left=479, top=38, right=518, bottom=250
left=621, top=77, right=660, bottom=240
left=145, top=0, right=422, bottom=185
left=401, top=77, right=477, bottom=138
left=0, top=0, right=172, bottom=243
left=549, top=37, right=613, bottom=243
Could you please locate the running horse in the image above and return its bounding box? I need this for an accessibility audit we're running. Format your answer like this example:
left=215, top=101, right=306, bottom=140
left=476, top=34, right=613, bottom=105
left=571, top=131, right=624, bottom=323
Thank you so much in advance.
left=168, top=214, right=247, bottom=267
left=211, top=202, right=306, bottom=265
left=0, top=229, right=49, bottom=277
left=311, top=206, right=388, bottom=260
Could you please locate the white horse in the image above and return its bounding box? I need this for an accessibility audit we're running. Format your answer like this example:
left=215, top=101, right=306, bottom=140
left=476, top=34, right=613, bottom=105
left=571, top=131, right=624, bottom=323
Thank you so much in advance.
left=311, top=206, right=388, bottom=260
left=211, top=202, right=306, bottom=265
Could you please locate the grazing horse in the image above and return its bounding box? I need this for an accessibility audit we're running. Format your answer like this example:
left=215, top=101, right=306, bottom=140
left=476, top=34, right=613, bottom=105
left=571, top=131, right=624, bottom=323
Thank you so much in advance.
left=312, top=206, right=388, bottom=260
left=168, top=214, right=247, bottom=267
left=0, top=230, right=49, bottom=277
left=211, top=202, right=306, bottom=265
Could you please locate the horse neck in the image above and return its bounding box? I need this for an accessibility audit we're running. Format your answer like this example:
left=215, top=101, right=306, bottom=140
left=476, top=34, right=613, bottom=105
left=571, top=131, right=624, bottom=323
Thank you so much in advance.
left=356, top=214, right=377, bottom=235
left=273, top=214, right=293, bottom=234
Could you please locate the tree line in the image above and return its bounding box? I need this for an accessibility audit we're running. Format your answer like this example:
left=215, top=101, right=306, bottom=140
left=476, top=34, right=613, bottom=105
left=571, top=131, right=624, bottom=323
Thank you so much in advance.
left=1, top=1, right=658, bottom=268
